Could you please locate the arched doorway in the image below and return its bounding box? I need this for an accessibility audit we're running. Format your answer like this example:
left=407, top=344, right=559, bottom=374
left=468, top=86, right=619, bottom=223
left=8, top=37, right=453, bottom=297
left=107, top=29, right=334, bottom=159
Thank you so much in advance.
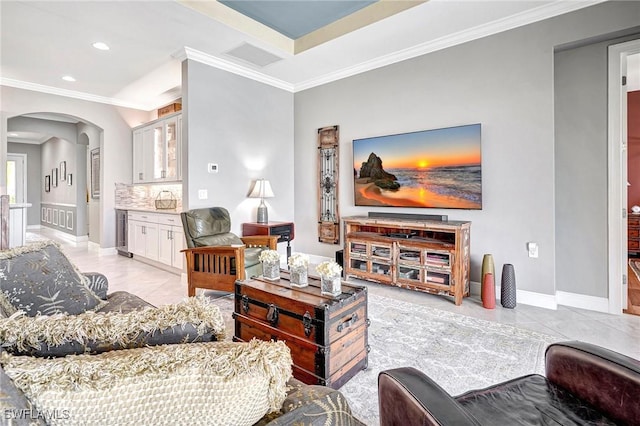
left=6, top=112, right=103, bottom=243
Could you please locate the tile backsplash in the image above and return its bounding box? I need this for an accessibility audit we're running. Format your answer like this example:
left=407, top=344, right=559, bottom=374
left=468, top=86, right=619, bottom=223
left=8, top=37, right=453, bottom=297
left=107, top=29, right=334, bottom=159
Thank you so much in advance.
left=115, top=183, right=182, bottom=211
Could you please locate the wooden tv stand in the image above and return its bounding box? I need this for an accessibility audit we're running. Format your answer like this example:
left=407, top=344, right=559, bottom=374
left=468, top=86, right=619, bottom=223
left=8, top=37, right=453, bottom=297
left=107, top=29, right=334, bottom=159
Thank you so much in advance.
left=343, top=216, right=471, bottom=305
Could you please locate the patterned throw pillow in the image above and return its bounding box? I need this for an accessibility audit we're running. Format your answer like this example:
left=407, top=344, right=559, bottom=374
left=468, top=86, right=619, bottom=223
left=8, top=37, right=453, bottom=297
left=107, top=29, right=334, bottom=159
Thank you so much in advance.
left=1, top=340, right=293, bottom=426
left=0, top=241, right=105, bottom=316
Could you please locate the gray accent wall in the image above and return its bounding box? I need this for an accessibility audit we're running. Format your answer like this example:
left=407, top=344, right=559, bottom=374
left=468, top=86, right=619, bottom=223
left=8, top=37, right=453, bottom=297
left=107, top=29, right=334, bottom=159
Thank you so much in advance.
left=294, top=1, right=640, bottom=302
left=182, top=60, right=294, bottom=235
left=41, top=137, right=77, bottom=205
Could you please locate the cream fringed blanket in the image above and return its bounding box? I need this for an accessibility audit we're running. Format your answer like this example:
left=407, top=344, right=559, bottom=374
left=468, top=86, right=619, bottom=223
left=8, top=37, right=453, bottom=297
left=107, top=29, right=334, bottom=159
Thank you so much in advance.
left=1, top=340, right=293, bottom=426
left=0, top=295, right=226, bottom=354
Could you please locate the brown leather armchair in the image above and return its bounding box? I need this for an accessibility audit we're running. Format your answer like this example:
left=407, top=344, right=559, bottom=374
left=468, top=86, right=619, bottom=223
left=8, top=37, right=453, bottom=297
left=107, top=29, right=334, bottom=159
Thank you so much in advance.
left=378, top=341, right=640, bottom=426
left=181, top=207, right=278, bottom=296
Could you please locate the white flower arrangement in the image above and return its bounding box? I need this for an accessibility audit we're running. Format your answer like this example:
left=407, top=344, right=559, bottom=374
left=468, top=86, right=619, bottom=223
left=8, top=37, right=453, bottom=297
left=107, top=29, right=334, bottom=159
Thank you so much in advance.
left=316, top=260, right=342, bottom=277
left=259, top=249, right=280, bottom=263
left=287, top=253, right=309, bottom=269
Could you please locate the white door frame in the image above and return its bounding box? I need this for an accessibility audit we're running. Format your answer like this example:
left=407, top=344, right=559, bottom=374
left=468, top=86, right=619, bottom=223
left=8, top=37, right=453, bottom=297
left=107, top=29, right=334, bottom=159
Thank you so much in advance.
left=6, top=153, right=27, bottom=204
left=608, top=39, right=640, bottom=314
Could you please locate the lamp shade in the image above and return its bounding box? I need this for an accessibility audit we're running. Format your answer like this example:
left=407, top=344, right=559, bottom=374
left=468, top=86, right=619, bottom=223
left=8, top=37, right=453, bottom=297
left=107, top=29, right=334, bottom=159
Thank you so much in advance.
left=248, top=179, right=274, bottom=199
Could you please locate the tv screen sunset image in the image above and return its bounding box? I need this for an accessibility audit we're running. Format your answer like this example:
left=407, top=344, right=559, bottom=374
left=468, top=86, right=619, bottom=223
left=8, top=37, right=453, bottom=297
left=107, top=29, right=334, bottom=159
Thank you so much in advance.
left=353, top=124, right=482, bottom=209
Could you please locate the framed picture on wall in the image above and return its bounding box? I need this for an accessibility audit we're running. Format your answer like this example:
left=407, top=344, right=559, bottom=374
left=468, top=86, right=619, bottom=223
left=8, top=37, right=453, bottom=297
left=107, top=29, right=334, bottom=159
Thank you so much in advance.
left=60, top=161, right=66, bottom=181
left=91, top=148, right=100, bottom=199
left=67, top=174, right=72, bottom=186
left=52, top=168, right=58, bottom=187
left=45, top=175, right=50, bottom=192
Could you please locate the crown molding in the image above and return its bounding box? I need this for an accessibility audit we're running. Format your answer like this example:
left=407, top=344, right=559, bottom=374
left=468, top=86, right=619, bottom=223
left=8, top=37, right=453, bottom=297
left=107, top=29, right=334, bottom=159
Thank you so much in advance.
left=0, top=78, right=152, bottom=110
left=2, top=0, right=608, bottom=104
left=175, top=47, right=295, bottom=92
left=293, top=0, right=608, bottom=91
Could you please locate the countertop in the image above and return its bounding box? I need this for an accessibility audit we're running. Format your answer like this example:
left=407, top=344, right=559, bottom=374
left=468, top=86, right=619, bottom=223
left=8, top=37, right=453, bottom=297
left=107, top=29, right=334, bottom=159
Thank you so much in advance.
left=115, top=207, right=181, bottom=215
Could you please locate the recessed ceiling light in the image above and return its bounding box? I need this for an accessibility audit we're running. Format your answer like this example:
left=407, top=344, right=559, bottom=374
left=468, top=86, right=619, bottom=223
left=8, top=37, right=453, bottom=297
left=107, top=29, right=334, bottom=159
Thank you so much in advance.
left=92, top=42, right=110, bottom=51
left=62, top=76, right=76, bottom=82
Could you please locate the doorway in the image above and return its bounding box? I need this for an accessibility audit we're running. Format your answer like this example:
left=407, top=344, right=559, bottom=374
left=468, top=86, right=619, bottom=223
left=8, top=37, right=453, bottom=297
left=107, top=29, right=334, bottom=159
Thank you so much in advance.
left=6, top=153, right=27, bottom=204
left=625, top=52, right=640, bottom=315
left=608, top=39, right=640, bottom=315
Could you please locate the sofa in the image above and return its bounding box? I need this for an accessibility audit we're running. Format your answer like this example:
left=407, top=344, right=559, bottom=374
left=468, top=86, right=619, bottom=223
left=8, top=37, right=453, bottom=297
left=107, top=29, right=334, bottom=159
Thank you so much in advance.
left=378, top=340, right=640, bottom=425
left=0, top=241, right=364, bottom=425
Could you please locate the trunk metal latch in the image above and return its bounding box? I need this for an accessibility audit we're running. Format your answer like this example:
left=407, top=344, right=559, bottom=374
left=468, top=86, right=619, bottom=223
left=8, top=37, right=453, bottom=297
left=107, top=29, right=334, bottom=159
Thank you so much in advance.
left=303, top=311, right=313, bottom=337
left=267, top=304, right=279, bottom=327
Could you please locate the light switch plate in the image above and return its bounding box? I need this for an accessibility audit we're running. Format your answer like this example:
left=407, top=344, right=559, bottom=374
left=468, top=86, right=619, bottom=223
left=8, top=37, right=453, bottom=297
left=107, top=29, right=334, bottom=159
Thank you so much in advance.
left=208, top=163, right=218, bottom=173
left=527, top=242, right=538, bottom=258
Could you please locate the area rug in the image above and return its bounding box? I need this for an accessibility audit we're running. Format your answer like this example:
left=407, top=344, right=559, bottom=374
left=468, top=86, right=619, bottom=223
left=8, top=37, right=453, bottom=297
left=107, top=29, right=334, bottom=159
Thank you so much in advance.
left=339, top=294, right=560, bottom=425
left=206, top=292, right=560, bottom=426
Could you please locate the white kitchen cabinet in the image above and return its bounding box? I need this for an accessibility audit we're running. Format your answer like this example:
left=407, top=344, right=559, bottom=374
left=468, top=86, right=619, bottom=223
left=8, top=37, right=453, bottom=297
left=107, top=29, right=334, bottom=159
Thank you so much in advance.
left=132, top=128, right=155, bottom=184
left=162, top=115, right=180, bottom=182
left=128, top=211, right=183, bottom=272
left=132, top=112, right=181, bottom=183
left=128, top=212, right=159, bottom=261
left=158, top=215, right=184, bottom=270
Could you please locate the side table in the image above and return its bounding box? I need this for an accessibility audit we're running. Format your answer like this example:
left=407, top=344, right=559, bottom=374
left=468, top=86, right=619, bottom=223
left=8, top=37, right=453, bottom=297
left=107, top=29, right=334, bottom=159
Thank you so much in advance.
left=242, top=221, right=294, bottom=260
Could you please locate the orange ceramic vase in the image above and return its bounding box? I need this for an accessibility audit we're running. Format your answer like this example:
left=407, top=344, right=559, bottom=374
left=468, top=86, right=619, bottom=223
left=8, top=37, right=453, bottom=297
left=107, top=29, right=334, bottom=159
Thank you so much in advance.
left=482, top=272, right=496, bottom=309
left=481, top=254, right=495, bottom=304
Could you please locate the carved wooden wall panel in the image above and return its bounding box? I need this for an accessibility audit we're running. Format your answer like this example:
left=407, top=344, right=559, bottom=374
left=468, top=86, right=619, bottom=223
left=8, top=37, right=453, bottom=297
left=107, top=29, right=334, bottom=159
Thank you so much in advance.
left=317, top=125, right=340, bottom=244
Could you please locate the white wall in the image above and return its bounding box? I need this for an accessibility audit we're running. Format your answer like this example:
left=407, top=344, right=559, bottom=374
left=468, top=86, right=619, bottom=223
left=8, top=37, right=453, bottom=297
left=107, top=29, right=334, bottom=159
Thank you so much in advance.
left=1, top=86, right=149, bottom=247
left=182, top=60, right=294, bottom=239
left=293, top=1, right=640, bottom=306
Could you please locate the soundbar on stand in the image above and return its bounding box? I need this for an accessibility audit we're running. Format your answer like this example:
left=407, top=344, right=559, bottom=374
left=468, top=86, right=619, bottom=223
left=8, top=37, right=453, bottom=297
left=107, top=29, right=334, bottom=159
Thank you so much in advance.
left=368, top=211, right=448, bottom=222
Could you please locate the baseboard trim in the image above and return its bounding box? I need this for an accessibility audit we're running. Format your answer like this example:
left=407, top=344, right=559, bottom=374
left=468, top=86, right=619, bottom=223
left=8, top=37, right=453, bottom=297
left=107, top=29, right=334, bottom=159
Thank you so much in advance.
left=514, top=288, right=558, bottom=310
left=556, top=291, right=610, bottom=313
left=87, top=241, right=117, bottom=256
left=473, top=284, right=609, bottom=312
left=35, top=227, right=88, bottom=244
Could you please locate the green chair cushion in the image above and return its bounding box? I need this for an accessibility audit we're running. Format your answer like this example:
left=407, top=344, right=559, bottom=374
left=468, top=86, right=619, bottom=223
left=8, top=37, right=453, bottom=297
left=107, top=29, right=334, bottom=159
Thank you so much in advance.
left=193, top=232, right=244, bottom=247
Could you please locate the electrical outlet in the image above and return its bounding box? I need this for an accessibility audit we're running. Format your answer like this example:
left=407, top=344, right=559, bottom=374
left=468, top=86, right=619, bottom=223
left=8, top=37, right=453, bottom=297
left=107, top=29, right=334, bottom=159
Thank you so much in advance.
left=198, top=189, right=208, bottom=200
left=527, top=242, right=538, bottom=258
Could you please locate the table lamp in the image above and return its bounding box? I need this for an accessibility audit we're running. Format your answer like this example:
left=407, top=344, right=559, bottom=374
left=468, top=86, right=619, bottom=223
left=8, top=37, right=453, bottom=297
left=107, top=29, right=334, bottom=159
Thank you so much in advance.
left=248, top=179, right=274, bottom=223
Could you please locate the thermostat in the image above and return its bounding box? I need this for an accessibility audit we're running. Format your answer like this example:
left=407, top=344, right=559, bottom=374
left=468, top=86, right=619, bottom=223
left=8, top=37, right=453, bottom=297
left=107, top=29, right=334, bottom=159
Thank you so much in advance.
left=208, top=163, right=219, bottom=173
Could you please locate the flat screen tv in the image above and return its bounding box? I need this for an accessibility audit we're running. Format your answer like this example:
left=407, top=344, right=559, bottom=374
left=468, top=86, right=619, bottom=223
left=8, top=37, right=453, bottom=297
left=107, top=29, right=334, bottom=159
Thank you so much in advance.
left=353, top=123, right=482, bottom=209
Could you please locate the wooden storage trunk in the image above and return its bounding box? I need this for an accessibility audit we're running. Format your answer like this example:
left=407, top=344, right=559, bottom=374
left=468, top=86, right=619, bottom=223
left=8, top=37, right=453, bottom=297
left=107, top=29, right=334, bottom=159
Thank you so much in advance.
left=234, top=273, right=369, bottom=389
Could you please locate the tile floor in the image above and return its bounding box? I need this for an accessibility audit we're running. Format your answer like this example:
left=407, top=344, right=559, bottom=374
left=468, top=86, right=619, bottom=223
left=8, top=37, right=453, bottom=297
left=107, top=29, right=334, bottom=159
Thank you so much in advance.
left=36, top=228, right=640, bottom=361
